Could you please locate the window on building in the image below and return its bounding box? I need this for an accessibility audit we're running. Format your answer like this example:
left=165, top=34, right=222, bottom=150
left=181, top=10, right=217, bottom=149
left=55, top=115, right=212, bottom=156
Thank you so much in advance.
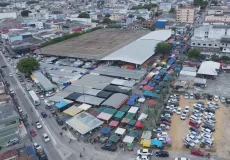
left=224, top=48, right=226, bottom=51
left=203, top=44, right=206, bottom=46
left=192, top=43, right=195, bottom=45
left=198, top=43, right=200, bottom=45
left=209, top=44, right=212, bottom=46
left=215, top=44, right=217, bottom=46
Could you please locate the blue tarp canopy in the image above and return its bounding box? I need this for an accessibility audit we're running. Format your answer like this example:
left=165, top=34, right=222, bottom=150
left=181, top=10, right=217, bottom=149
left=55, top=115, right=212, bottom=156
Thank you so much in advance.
left=154, top=75, right=161, bottom=80
left=163, top=74, right=173, bottom=81
left=151, top=140, right=163, bottom=147
left=127, top=99, right=135, bottom=106
left=100, top=128, right=111, bottom=134
left=148, top=81, right=156, bottom=87
left=175, top=67, right=181, bottom=72
left=158, top=69, right=166, bottom=76
left=130, top=94, right=140, bottom=100
left=167, top=57, right=176, bottom=66
left=56, top=100, right=68, bottom=109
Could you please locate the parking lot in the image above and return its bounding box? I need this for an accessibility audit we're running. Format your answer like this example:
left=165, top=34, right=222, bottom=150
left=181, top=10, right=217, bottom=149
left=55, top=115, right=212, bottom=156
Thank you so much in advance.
left=166, top=94, right=230, bottom=159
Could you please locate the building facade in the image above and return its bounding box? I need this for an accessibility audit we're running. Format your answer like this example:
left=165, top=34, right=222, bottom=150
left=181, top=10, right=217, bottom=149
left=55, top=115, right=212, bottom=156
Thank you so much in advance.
left=0, top=12, right=17, bottom=19
left=0, top=104, right=20, bottom=147
left=176, top=7, right=195, bottom=24
left=191, top=25, right=230, bottom=54
left=159, top=2, right=172, bottom=12
left=205, top=14, right=230, bottom=23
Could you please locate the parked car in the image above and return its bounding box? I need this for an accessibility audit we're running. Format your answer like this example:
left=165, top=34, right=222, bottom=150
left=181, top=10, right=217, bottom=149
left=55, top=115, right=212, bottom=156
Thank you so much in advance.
left=43, top=133, right=50, bottom=142
left=183, top=137, right=195, bottom=147
left=201, top=128, right=212, bottom=134
left=190, top=131, right=202, bottom=140
left=220, top=97, right=226, bottom=103
left=175, top=158, right=190, bottom=160
left=155, top=150, right=169, bottom=157
left=202, top=124, right=215, bottom=132
left=180, top=112, right=187, bottom=120
left=184, top=106, right=190, bottom=113
left=161, top=117, right=171, bottom=123
left=189, top=126, right=200, bottom=133
left=184, top=93, right=189, bottom=99
left=33, top=143, right=43, bottom=153
left=36, top=121, right=42, bottom=129
left=201, top=139, right=213, bottom=146
left=213, top=95, right=219, bottom=101
left=191, top=148, right=204, bottom=157
left=137, top=149, right=152, bottom=156
left=101, top=143, right=117, bottom=151
left=41, top=112, right=47, bottom=118
left=30, top=129, right=37, bottom=137
left=56, top=117, right=64, bottom=125
left=187, top=134, right=199, bottom=143
left=176, top=107, right=182, bottom=115
left=201, top=133, right=214, bottom=141
left=136, top=155, right=150, bottom=160
left=153, top=127, right=163, bottom=133
left=189, top=93, right=194, bottom=99
left=161, top=121, right=171, bottom=126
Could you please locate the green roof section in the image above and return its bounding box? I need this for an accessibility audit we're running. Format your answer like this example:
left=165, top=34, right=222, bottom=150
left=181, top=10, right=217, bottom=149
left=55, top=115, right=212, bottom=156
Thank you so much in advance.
left=114, top=111, right=125, bottom=119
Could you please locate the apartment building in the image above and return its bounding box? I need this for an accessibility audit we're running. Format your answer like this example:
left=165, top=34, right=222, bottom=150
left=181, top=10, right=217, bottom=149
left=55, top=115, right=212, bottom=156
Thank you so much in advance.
left=205, top=14, right=230, bottom=23
left=176, top=7, right=195, bottom=24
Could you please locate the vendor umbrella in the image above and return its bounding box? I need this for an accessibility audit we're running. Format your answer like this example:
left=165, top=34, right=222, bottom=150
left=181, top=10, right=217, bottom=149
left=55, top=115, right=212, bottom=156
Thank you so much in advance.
left=148, top=99, right=157, bottom=105
left=135, top=120, right=144, bottom=128
left=109, top=120, right=119, bottom=127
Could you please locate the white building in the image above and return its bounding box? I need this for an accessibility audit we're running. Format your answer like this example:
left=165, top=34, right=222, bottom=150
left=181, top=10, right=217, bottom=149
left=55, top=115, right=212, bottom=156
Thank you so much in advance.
left=205, top=14, right=230, bottom=23
left=191, top=25, right=230, bottom=55
left=0, top=12, right=17, bottom=19
left=207, top=8, right=224, bottom=15
left=13, top=2, right=26, bottom=8
left=159, top=2, right=172, bottom=12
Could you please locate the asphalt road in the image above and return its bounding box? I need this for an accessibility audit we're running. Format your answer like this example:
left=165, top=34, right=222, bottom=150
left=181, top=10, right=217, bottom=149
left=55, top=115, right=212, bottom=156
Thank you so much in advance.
left=0, top=50, right=63, bottom=160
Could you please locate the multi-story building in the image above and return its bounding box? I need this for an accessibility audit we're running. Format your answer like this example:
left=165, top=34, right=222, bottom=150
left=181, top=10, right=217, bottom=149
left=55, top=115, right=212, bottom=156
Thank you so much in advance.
left=205, top=14, right=230, bottom=23
left=159, top=2, right=172, bottom=12
left=176, top=7, right=196, bottom=24
left=191, top=25, right=230, bottom=55
left=0, top=12, right=17, bottom=20
left=0, top=103, right=20, bottom=147
left=207, top=8, right=224, bottom=15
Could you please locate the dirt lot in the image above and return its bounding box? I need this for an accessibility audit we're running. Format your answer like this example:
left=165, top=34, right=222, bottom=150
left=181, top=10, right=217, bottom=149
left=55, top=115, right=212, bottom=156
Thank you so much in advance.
left=168, top=96, right=196, bottom=152
left=168, top=96, right=230, bottom=158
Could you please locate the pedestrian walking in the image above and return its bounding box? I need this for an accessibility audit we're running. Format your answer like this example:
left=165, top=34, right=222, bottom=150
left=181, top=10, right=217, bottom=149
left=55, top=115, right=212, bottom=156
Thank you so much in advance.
left=80, top=153, right=82, bottom=158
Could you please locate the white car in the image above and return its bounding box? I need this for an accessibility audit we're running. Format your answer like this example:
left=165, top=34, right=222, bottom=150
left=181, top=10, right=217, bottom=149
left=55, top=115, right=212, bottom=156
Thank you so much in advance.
left=184, top=106, right=190, bottom=113
left=9, top=88, right=14, bottom=93
left=176, top=107, right=182, bottom=115
left=183, top=137, right=195, bottom=147
left=187, top=134, right=199, bottom=143
left=184, top=94, right=189, bottom=99
left=137, top=149, right=152, bottom=156
left=43, top=133, right=50, bottom=142
left=180, top=112, right=187, bottom=120
left=190, top=131, right=202, bottom=140
left=36, top=121, right=42, bottom=129
left=201, top=133, right=214, bottom=141
left=33, top=143, right=43, bottom=151
left=201, top=128, right=212, bottom=134
left=9, top=73, right=12, bottom=77
left=40, top=95, right=44, bottom=99
left=136, top=155, right=150, bottom=160
left=157, top=132, right=168, bottom=138
left=175, top=158, right=190, bottom=160
left=220, top=97, right=226, bottom=103
left=189, top=93, right=194, bottom=99
left=213, top=95, right=219, bottom=102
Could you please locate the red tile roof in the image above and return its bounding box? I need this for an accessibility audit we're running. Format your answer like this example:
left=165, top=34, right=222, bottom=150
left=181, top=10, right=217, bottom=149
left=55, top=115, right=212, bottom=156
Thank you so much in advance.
left=0, top=149, right=18, bottom=160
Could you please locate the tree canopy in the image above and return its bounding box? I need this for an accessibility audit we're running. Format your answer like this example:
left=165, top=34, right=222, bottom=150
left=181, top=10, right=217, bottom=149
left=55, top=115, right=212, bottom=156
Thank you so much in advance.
left=194, top=0, right=208, bottom=9
left=17, top=57, right=39, bottom=73
left=155, top=42, right=173, bottom=55
left=105, top=13, right=111, bottom=18
left=188, top=48, right=205, bottom=60
left=103, top=18, right=112, bottom=24
left=220, top=56, right=230, bottom=62
left=131, top=3, right=158, bottom=11
left=78, top=12, right=90, bottom=18
left=136, top=16, right=145, bottom=21
left=21, top=10, right=32, bottom=17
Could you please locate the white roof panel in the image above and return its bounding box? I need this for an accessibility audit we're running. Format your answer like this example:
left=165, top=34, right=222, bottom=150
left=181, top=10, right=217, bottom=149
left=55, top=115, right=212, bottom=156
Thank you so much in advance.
left=139, top=30, right=172, bottom=41
left=197, top=61, right=220, bottom=76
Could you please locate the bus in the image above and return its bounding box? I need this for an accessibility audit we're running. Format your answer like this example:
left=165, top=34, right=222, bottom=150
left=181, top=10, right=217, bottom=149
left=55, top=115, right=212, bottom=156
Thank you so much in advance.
left=28, top=90, right=40, bottom=106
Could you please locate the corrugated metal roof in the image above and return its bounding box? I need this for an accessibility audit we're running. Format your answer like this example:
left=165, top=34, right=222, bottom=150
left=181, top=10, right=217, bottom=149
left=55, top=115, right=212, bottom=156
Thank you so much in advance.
left=32, top=71, right=54, bottom=91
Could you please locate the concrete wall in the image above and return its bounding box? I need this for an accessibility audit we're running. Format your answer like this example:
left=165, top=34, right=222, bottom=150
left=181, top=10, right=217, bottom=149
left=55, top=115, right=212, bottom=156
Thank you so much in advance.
left=176, top=7, right=195, bottom=24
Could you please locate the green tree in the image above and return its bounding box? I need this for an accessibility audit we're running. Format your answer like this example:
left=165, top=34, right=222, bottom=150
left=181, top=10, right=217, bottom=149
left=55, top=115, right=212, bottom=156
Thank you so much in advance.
left=169, top=8, right=176, bottom=13
left=131, top=3, right=158, bottom=11
left=105, top=13, right=111, bottom=18
left=188, top=48, right=205, bottom=60
left=128, top=14, right=134, bottom=18
left=220, top=56, right=230, bottom=62
left=17, top=57, right=39, bottom=73
left=155, top=42, right=173, bottom=56
left=21, top=10, right=32, bottom=17
left=78, top=12, right=90, bottom=18
left=194, top=0, right=208, bottom=9
left=103, top=18, right=112, bottom=24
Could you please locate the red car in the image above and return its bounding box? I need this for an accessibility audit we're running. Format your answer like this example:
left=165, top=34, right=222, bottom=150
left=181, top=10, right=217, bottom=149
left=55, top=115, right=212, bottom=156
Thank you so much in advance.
left=191, top=148, right=205, bottom=157
left=30, top=129, right=37, bottom=137
left=161, top=121, right=171, bottom=126
left=189, top=120, right=200, bottom=128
